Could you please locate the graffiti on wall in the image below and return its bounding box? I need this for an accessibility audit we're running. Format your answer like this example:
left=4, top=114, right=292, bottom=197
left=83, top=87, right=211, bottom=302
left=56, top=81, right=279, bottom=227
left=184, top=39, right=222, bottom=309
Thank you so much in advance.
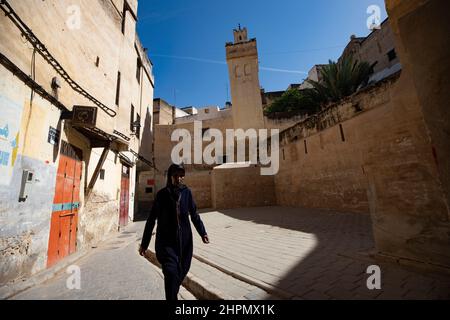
left=0, top=95, right=23, bottom=185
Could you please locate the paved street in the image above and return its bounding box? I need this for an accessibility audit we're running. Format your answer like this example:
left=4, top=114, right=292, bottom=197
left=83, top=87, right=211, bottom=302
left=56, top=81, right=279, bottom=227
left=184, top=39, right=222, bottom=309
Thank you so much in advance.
left=11, top=223, right=192, bottom=300
left=187, top=207, right=450, bottom=300
left=10, top=206, right=450, bottom=300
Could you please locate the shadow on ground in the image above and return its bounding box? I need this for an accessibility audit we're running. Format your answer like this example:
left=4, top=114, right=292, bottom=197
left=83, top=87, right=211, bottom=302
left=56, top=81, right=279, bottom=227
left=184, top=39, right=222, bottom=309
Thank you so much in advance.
left=217, top=206, right=376, bottom=299
left=207, top=206, right=448, bottom=300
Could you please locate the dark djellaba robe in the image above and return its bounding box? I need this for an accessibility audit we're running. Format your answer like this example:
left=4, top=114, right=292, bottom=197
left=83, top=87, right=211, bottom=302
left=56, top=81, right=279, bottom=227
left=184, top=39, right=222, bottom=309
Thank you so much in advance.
left=140, top=183, right=207, bottom=296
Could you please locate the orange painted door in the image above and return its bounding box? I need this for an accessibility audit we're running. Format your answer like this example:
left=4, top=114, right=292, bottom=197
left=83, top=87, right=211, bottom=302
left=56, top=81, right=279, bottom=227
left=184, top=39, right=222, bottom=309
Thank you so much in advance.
left=119, top=165, right=130, bottom=227
left=47, top=149, right=82, bottom=267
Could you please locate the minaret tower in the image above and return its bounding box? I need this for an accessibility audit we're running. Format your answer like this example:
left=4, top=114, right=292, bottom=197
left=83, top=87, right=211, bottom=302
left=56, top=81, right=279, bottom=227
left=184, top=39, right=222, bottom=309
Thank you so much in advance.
left=226, top=26, right=265, bottom=130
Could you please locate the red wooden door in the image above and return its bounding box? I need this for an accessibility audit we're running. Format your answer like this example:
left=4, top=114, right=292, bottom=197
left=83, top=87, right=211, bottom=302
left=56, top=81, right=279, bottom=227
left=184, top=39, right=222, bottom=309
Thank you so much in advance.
left=119, top=165, right=130, bottom=227
left=58, top=215, right=72, bottom=258
left=47, top=142, right=82, bottom=267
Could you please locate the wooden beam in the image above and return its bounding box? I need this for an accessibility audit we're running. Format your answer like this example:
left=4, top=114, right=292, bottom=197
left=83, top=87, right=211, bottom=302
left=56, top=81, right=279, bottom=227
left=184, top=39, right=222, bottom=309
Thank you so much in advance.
left=85, top=144, right=110, bottom=199
left=91, top=140, right=110, bottom=148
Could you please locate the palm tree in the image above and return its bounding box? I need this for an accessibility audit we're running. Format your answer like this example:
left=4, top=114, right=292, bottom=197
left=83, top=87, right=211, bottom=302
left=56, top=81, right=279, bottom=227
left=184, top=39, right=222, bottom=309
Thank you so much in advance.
left=307, top=54, right=373, bottom=105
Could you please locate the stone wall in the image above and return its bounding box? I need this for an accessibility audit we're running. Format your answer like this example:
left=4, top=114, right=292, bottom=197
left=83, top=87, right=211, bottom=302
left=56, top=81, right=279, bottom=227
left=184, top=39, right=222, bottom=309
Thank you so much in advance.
left=381, top=0, right=450, bottom=267
left=212, top=163, right=276, bottom=210
left=275, top=68, right=450, bottom=267
left=264, top=113, right=308, bottom=131
left=185, top=169, right=212, bottom=209
left=275, top=76, right=396, bottom=213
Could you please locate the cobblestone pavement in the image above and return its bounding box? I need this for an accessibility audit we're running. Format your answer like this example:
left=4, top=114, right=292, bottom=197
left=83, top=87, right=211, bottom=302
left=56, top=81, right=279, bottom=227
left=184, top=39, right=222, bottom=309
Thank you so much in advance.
left=12, top=222, right=193, bottom=300
left=189, top=207, right=450, bottom=300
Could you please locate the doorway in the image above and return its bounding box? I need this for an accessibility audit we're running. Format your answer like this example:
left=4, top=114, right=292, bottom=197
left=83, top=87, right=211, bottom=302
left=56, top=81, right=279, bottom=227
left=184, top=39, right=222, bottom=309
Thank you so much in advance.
left=47, top=141, right=82, bottom=267
left=119, top=165, right=130, bottom=227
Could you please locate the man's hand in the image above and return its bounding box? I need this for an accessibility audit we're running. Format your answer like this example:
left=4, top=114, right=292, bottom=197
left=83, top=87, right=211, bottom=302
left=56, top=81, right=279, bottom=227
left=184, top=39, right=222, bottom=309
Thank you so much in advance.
left=202, top=235, right=210, bottom=244
left=139, top=245, right=147, bottom=256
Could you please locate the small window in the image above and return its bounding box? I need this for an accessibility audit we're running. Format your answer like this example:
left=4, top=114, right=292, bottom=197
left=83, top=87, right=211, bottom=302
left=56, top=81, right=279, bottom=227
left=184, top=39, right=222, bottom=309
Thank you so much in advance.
left=222, top=155, right=227, bottom=164
left=145, top=187, right=153, bottom=194
left=121, top=5, right=127, bottom=34
left=135, top=113, right=141, bottom=139
left=136, top=58, right=141, bottom=83
left=204, top=109, right=210, bottom=114
left=130, top=105, right=135, bottom=132
left=99, top=169, right=105, bottom=180
left=387, top=49, right=397, bottom=62
left=121, top=13, right=126, bottom=34
left=115, top=72, right=121, bottom=106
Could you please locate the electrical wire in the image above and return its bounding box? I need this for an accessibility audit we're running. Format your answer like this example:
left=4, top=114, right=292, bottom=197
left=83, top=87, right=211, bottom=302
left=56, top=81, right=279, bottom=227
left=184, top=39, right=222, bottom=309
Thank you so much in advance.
left=0, top=0, right=117, bottom=117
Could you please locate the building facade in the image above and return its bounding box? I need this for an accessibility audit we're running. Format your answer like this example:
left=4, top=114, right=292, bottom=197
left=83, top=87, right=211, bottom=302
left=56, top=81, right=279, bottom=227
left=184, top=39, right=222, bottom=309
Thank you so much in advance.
left=0, top=0, right=154, bottom=284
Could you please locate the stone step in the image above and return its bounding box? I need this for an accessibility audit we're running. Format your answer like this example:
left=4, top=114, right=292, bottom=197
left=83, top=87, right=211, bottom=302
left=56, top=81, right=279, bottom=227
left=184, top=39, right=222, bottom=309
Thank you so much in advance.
left=144, top=249, right=274, bottom=300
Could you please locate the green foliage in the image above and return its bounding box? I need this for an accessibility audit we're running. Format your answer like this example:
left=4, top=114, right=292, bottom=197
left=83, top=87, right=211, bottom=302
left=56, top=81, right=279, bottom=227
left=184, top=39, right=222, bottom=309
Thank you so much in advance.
left=264, top=55, right=372, bottom=119
left=264, top=88, right=319, bottom=117
left=307, top=55, right=372, bottom=104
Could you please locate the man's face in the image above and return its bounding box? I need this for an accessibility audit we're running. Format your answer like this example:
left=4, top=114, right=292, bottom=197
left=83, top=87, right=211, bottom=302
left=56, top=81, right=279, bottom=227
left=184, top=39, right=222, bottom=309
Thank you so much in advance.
left=171, top=170, right=185, bottom=186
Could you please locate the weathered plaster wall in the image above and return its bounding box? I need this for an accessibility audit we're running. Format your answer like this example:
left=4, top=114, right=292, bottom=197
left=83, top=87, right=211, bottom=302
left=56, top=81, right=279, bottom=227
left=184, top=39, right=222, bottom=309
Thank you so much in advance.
left=0, top=0, right=126, bottom=135
left=0, top=0, right=151, bottom=283
left=0, top=70, right=60, bottom=284
left=80, top=148, right=121, bottom=248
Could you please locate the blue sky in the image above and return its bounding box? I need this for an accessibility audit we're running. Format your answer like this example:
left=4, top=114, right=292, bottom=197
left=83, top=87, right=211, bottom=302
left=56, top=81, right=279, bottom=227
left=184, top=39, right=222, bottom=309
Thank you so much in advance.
left=137, top=0, right=388, bottom=108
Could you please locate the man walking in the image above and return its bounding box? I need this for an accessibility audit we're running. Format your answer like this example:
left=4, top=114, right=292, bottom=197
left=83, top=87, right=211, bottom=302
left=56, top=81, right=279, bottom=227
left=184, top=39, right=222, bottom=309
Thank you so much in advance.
left=139, top=164, right=209, bottom=300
